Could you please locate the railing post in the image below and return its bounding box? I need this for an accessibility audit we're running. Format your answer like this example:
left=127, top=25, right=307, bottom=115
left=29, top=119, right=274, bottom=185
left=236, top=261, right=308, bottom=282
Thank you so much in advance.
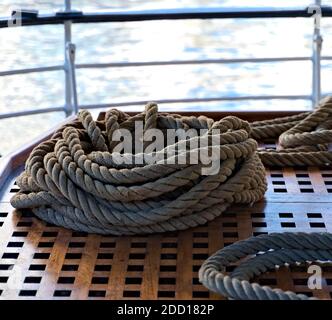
left=64, top=0, right=73, bottom=116
left=311, top=0, right=323, bottom=108
left=66, top=43, right=78, bottom=113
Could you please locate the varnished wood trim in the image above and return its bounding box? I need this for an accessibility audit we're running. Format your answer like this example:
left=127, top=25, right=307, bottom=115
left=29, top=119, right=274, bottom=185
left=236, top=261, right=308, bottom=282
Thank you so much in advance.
left=97, top=110, right=307, bottom=122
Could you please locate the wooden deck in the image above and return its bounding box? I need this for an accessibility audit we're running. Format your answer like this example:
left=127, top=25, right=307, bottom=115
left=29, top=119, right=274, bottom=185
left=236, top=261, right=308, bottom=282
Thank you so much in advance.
left=0, top=111, right=331, bottom=300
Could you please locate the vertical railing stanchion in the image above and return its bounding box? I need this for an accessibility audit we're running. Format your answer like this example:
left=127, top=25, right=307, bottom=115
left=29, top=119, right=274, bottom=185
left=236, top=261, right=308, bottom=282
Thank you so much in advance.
left=64, top=0, right=73, bottom=116
left=66, top=43, right=78, bottom=113
left=311, top=0, right=323, bottom=108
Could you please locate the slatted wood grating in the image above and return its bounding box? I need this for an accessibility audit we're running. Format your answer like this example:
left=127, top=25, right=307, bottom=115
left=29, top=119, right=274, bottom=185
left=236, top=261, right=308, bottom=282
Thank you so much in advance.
left=0, top=142, right=332, bottom=300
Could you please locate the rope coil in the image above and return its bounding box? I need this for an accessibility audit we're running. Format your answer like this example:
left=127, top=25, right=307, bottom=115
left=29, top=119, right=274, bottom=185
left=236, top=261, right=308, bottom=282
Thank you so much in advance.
left=198, top=232, right=332, bottom=300
left=11, top=102, right=267, bottom=235
left=10, top=96, right=332, bottom=299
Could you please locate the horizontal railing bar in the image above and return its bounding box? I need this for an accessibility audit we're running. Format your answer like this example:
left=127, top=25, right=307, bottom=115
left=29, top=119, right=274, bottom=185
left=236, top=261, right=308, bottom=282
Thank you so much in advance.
left=0, top=65, right=64, bottom=77
left=0, top=57, right=319, bottom=77
left=3, top=55, right=332, bottom=77
left=77, top=57, right=312, bottom=69
left=1, top=7, right=332, bottom=28
left=0, top=95, right=313, bottom=120
left=0, top=106, right=66, bottom=119
left=2, top=54, right=332, bottom=79
left=82, top=95, right=312, bottom=109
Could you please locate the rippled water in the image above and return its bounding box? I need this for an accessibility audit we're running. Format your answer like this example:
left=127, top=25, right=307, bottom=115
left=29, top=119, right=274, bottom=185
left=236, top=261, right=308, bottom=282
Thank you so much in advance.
left=0, top=0, right=332, bottom=156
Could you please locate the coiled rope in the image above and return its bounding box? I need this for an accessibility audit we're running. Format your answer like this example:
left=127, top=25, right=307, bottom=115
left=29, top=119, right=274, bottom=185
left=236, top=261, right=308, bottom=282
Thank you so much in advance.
left=10, top=102, right=267, bottom=235
left=198, top=232, right=332, bottom=300
left=10, top=96, right=332, bottom=299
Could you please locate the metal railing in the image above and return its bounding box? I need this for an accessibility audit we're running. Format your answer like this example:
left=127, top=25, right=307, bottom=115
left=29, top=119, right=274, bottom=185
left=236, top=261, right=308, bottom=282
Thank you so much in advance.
left=0, top=0, right=330, bottom=120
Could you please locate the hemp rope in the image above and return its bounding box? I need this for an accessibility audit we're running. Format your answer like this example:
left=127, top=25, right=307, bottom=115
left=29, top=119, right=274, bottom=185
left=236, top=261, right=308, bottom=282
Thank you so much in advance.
left=198, top=232, right=332, bottom=300
left=9, top=96, right=332, bottom=299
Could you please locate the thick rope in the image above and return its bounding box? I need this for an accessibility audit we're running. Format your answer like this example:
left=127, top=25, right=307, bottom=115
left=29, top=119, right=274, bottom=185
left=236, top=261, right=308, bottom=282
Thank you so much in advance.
left=9, top=96, right=332, bottom=299
left=11, top=102, right=267, bottom=235
left=199, top=232, right=332, bottom=300
left=254, top=96, right=332, bottom=167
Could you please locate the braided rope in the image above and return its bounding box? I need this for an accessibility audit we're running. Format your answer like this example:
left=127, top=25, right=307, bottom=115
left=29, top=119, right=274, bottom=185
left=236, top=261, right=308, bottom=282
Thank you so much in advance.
left=9, top=97, right=332, bottom=299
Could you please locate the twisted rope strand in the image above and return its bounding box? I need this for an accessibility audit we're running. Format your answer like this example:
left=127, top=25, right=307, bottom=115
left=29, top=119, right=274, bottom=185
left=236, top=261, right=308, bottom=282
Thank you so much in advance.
left=199, top=232, right=332, bottom=300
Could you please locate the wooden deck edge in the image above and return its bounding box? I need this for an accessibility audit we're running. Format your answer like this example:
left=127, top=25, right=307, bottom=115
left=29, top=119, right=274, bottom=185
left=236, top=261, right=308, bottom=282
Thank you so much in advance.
left=97, top=110, right=307, bottom=121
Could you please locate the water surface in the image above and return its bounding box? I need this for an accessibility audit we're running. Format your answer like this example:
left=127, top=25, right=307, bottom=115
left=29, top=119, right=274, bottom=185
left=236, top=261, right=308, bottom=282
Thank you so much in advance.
left=0, top=0, right=332, bottom=155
